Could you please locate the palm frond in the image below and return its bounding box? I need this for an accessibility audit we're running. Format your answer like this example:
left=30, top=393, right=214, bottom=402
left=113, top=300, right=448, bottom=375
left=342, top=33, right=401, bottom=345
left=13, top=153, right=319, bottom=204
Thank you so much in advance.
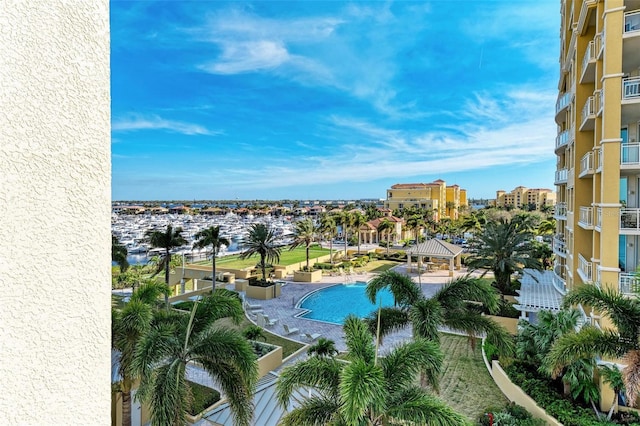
left=366, top=270, right=422, bottom=306
left=276, top=357, right=343, bottom=407
left=409, top=298, right=443, bottom=342
left=363, top=307, right=410, bottom=343
left=146, top=362, right=190, bottom=426
left=380, top=338, right=443, bottom=393
left=623, top=350, right=640, bottom=407
left=342, top=315, right=376, bottom=364
left=339, top=359, right=385, bottom=425
left=386, top=387, right=469, bottom=426
left=278, top=396, right=341, bottom=426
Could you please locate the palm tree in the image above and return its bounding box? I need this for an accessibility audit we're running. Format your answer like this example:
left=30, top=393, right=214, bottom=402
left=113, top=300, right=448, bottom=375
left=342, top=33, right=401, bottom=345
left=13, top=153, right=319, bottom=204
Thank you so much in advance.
left=376, top=218, right=394, bottom=255
left=318, top=214, right=337, bottom=265
left=193, top=225, right=230, bottom=286
left=339, top=211, right=353, bottom=257
left=239, top=223, right=282, bottom=282
left=351, top=211, right=367, bottom=254
left=112, top=234, right=129, bottom=273
left=133, top=290, right=259, bottom=426
left=145, top=224, right=187, bottom=307
left=405, top=214, right=425, bottom=244
left=289, top=218, right=316, bottom=271
left=276, top=315, right=467, bottom=425
left=465, top=218, right=543, bottom=298
left=112, top=280, right=167, bottom=426
left=364, top=270, right=514, bottom=356
left=545, top=285, right=640, bottom=407
left=307, top=337, right=339, bottom=358
left=600, top=364, right=625, bottom=421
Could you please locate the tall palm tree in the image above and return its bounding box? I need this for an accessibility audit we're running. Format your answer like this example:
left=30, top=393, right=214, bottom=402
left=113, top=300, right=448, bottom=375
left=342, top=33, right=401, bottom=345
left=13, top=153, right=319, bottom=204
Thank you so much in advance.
left=406, top=214, right=425, bottom=244
left=307, top=337, right=339, bottom=358
left=276, top=315, right=467, bottom=425
left=239, top=223, right=282, bottom=282
left=318, top=214, right=337, bottom=265
left=112, top=234, right=129, bottom=273
left=339, top=211, right=353, bottom=257
left=376, top=218, right=394, bottom=255
left=364, top=270, right=513, bottom=356
left=112, top=280, right=168, bottom=426
left=289, top=218, right=316, bottom=270
left=465, top=218, right=543, bottom=298
left=545, top=285, right=640, bottom=407
left=133, top=290, right=259, bottom=426
left=600, top=364, right=626, bottom=421
left=193, top=225, right=230, bottom=286
left=145, top=225, right=187, bottom=307
left=351, top=211, right=367, bottom=254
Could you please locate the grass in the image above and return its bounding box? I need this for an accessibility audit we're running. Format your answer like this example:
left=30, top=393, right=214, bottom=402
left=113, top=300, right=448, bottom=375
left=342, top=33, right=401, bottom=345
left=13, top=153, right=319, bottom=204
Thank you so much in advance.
left=438, top=333, right=508, bottom=421
left=211, top=245, right=331, bottom=269
left=216, top=317, right=304, bottom=358
left=354, top=259, right=398, bottom=274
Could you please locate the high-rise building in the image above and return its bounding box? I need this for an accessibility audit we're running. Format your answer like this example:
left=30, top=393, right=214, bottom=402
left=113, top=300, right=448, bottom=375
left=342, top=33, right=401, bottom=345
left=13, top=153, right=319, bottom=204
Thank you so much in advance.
left=554, top=0, right=640, bottom=410
left=384, top=180, right=467, bottom=220
left=493, top=186, right=556, bottom=211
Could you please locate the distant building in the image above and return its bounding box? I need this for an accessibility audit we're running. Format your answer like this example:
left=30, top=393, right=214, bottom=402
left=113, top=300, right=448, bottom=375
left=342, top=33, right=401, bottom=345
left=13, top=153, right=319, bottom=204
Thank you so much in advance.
left=384, top=180, right=467, bottom=220
left=493, top=186, right=556, bottom=211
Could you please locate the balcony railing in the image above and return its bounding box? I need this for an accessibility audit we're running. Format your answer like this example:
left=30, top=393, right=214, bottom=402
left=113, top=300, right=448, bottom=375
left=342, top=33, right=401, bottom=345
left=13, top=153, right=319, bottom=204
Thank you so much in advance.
left=556, top=91, right=573, bottom=114
left=595, top=32, right=603, bottom=59
left=556, top=129, right=572, bottom=150
left=623, top=76, right=640, bottom=100
left=581, top=95, right=596, bottom=126
left=579, top=206, right=594, bottom=228
left=580, top=38, right=597, bottom=81
left=622, top=143, right=640, bottom=166
left=596, top=207, right=602, bottom=229
left=555, top=202, right=568, bottom=219
left=621, top=208, right=640, bottom=231
left=596, top=147, right=603, bottom=172
left=553, top=235, right=567, bottom=257
left=624, top=10, right=640, bottom=33
left=555, top=168, right=568, bottom=184
left=620, top=272, right=640, bottom=296
left=578, top=253, right=593, bottom=283
left=580, top=151, right=594, bottom=176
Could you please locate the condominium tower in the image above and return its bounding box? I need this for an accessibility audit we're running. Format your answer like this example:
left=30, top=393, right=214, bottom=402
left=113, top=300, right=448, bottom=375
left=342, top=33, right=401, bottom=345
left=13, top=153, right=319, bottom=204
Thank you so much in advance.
left=554, top=0, right=640, bottom=325
left=384, top=180, right=467, bottom=220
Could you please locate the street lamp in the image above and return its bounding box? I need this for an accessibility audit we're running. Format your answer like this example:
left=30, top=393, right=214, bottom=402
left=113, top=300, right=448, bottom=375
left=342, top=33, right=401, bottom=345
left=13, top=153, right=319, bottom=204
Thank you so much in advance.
left=180, top=251, right=185, bottom=294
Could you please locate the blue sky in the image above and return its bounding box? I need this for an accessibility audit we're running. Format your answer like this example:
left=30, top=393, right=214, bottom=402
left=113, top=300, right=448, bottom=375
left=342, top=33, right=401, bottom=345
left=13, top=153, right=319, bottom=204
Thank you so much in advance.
left=111, top=0, right=559, bottom=201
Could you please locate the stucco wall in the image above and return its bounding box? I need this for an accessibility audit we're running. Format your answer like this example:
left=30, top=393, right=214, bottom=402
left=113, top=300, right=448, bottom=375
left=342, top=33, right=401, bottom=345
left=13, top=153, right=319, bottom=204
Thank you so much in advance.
left=0, top=1, right=111, bottom=424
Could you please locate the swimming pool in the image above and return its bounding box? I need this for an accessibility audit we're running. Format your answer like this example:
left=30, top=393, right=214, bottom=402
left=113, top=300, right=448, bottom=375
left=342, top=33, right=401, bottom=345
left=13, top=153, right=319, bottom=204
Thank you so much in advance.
left=296, top=282, right=395, bottom=325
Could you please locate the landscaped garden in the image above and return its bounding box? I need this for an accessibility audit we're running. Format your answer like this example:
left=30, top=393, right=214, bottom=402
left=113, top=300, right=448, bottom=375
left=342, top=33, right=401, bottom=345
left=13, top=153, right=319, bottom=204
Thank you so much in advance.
left=203, top=244, right=331, bottom=270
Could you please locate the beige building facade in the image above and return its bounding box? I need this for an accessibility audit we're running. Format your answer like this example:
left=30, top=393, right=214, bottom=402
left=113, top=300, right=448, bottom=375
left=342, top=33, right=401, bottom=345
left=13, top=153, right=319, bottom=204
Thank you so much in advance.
left=494, top=186, right=557, bottom=211
left=384, top=180, right=467, bottom=220
left=554, top=0, right=640, bottom=412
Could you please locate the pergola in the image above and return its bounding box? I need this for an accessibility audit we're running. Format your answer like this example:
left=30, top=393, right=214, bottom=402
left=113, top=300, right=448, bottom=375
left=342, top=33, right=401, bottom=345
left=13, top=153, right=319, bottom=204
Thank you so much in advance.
left=405, top=239, right=464, bottom=277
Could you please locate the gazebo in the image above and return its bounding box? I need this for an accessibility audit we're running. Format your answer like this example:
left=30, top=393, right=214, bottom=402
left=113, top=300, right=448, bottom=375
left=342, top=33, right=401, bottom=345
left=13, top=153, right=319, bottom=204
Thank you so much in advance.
left=405, top=239, right=464, bottom=277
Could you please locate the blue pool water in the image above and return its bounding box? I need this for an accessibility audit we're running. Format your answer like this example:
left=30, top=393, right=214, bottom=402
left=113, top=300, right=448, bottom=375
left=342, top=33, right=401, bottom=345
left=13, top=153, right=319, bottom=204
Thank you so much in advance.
left=297, top=282, right=395, bottom=325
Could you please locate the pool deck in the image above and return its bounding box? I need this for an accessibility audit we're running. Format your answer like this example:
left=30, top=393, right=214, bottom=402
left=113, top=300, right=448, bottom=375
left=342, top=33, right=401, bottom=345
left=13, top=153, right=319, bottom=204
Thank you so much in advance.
left=242, top=264, right=486, bottom=354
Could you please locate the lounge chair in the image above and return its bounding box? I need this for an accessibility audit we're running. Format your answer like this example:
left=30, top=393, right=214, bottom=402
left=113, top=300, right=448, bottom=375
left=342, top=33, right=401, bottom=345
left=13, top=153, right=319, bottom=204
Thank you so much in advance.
left=301, top=332, right=322, bottom=341
left=257, top=313, right=278, bottom=327
left=244, top=300, right=263, bottom=311
left=282, top=324, right=300, bottom=336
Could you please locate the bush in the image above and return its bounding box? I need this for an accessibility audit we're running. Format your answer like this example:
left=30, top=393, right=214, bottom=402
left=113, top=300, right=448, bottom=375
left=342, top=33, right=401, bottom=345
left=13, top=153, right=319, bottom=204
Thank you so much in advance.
left=314, top=262, right=335, bottom=270
left=186, top=380, right=221, bottom=416
left=250, top=341, right=276, bottom=357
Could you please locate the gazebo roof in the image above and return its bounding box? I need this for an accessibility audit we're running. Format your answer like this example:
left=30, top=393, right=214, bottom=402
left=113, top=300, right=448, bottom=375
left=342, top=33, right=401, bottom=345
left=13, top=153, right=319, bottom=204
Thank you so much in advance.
left=405, top=239, right=463, bottom=258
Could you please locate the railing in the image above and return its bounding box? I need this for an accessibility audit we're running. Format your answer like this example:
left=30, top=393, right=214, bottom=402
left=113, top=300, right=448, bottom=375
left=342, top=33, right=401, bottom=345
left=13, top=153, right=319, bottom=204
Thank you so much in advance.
left=578, top=0, right=597, bottom=34
left=578, top=253, right=593, bottom=282
left=581, top=95, right=595, bottom=125
left=624, top=10, right=640, bottom=33
left=553, top=235, right=567, bottom=257
left=580, top=151, right=594, bottom=175
left=623, top=76, right=640, bottom=100
left=621, top=208, right=640, bottom=231
left=621, top=142, right=640, bottom=166
left=595, top=89, right=603, bottom=115
left=595, top=32, right=603, bottom=59
left=596, top=147, right=603, bottom=172
left=555, top=168, right=568, bottom=184
left=556, top=129, right=571, bottom=150
left=581, top=39, right=596, bottom=78
left=596, top=207, right=602, bottom=229
left=579, top=206, right=594, bottom=228
left=620, top=272, right=640, bottom=296
left=556, top=91, right=573, bottom=114
left=555, top=202, right=568, bottom=218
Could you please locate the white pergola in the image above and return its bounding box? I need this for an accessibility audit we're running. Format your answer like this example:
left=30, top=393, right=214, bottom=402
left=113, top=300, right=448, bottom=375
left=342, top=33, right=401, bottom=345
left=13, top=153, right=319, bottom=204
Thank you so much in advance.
left=513, top=269, right=564, bottom=323
left=405, top=239, right=464, bottom=277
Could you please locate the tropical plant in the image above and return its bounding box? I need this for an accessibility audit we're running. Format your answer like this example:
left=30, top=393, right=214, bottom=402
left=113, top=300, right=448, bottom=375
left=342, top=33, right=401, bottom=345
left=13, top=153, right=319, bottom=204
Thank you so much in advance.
left=364, top=270, right=514, bottom=358
left=339, top=211, right=353, bottom=257
left=133, top=290, right=259, bottom=426
left=145, top=224, right=187, bottom=307
left=351, top=211, right=367, bottom=254
left=276, top=315, right=468, bottom=425
left=405, top=214, right=425, bottom=244
left=289, top=218, right=316, bottom=270
left=112, top=234, right=129, bottom=273
left=377, top=218, right=394, bottom=255
left=243, top=324, right=266, bottom=342
left=239, top=223, right=282, bottom=282
left=318, top=214, right=337, bottom=264
left=545, top=285, right=640, bottom=408
left=193, top=225, right=230, bottom=287
left=307, top=337, right=339, bottom=358
left=465, top=218, right=543, bottom=298
left=112, top=280, right=168, bottom=426
left=600, top=364, right=625, bottom=421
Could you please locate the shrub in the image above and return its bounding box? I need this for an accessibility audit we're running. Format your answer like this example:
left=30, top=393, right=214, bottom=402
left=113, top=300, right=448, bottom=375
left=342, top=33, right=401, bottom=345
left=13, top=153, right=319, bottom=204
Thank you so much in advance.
left=250, top=341, right=276, bottom=357
left=186, top=380, right=221, bottom=416
left=314, top=262, right=334, bottom=270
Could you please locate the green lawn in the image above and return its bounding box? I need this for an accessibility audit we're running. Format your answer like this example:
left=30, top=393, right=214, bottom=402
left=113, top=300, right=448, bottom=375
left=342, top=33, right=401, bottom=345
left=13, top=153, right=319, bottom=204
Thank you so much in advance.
left=211, top=245, right=331, bottom=269
left=438, top=333, right=508, bottom=421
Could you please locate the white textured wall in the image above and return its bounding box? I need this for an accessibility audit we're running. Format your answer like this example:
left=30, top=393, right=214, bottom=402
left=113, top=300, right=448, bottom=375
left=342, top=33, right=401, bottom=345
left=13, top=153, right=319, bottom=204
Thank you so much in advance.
left=0, top=1, right=111, bottom=424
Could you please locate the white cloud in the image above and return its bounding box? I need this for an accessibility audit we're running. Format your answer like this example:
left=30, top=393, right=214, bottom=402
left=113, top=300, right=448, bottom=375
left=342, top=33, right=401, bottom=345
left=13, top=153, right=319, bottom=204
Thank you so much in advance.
left=112, top=114, right=220, bottom=136
left=200, top=40, right=290, bottom=74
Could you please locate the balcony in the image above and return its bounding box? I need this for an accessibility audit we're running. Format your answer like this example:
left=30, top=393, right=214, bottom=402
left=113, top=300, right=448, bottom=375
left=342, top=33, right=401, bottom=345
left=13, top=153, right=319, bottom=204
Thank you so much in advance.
left=623, top=76, right=640, bottom=100
left=621, top=142, right=640, bottom=169
left=577, top=0, right=597, bottom=35
left=553, top=234, right=567, bottom=258
left=555, top=168, right=568, bottom=185
left=554, top=202, right=568, bottom=220
left=552, top=262, right=567, bottom=295
left=580, top=37, right=599, bottom=84
left=596, top=147, right=603, bottom=173
left=621, top=208, right=640, bottom=233
left=596, top=207, right=602, bottom=229
left=555, top=91, right=573, bottom=122
left=624, top=10, right=640, bottom=34
left=578, top=206, right=594, bottom=229
left=555, top=128, right=573, bottom=152
left=579, top=151, right=595, bottom=177
left=580, top=95, right=597, bottom=131
left=620, top=272, right=640, bottom=296
left=578, top=253, right=593, bottom=283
